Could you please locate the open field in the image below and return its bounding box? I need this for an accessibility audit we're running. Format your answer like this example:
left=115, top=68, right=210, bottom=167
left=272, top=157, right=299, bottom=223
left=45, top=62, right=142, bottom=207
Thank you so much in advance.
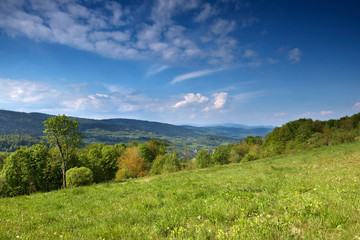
left=1, top=141, right=360, bottom=239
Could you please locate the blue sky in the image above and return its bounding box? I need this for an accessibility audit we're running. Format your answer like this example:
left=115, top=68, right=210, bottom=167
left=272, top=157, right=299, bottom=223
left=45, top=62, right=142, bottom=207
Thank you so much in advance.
left=0, top=0, right=359, bottom=126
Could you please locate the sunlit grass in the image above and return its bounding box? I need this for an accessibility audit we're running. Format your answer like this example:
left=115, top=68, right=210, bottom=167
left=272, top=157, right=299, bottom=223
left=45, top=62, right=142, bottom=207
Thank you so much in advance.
left=1, top=141, right=360, bottom=239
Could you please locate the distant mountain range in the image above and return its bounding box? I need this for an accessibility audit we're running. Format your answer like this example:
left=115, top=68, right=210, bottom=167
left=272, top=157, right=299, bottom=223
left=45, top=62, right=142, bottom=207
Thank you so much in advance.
left=0, top=110, right=273, bottom=149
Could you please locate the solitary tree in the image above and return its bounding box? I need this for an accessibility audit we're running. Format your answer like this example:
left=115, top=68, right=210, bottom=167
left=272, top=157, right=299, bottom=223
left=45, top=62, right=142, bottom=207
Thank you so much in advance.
left=43, top=114, right=83, bottom=188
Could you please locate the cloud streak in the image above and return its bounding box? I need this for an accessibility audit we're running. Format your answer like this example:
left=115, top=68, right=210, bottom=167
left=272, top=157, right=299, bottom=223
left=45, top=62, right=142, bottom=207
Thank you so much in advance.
left=146, top=65, right=169, bottom=77
left=171, top=69, right=219, bottom=84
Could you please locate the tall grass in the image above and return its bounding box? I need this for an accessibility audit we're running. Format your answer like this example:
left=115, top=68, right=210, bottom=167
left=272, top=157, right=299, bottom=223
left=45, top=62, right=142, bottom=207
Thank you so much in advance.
left=1, top=141, right=360, bottom=239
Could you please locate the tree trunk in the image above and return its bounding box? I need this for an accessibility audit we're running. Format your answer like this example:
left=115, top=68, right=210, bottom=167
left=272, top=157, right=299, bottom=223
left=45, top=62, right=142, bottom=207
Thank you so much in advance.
left=62, top=164, right=66, bottom=188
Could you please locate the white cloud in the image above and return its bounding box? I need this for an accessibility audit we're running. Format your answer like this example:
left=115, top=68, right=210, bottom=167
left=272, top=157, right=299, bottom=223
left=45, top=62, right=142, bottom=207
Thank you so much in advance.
left=67, top=3, right=90, bottom=19
left=173, top=92, right=228, bottom=112
left=95, top=93, right=109, bottom=98
left=0, top=0, right=138, bottom=60
left=243, top=49, right=257, bottom=58
left=137, top=24, right=162, bottom=47
left=105, top=1, right=128, bottom=26
left=353, top=102, right=360, bottom=110
left=211, top=19, right=236, bottom=36
left=62, top=85, right=169, bottom=114
left=146, top=65, right=169, bottom=77
left=0, top=78, right=59, bottom=103
left=288, top=48, right=302, bottom=63
left=194, top=3, right=217, bottom=23
left=202, top=92, right=228, bottom=111
left=149, top=42, right=169, bottom=52
left=90, top=31, right=130, bottom=42
left=0, top=77, right=169, bottom=115
left=212, top=92, right=228, bottom=109
left=151, top=0, right=199, bottom=24
left=171, top=69, right=219, bottom=84
left=208, top=36, right=238, bottom=65
left=62, top=97, right=89, bottom=110
left=173, top=93, right=209, bottom=108
left=320, top=110, right=333, bottom=115
left=0, top=0, right=258, bottom=67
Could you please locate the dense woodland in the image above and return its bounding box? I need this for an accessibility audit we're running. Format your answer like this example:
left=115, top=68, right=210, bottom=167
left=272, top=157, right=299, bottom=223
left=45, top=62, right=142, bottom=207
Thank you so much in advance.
left=0, top=135, right=43, bottom=152
left=0, top=113, right=359, bottom=197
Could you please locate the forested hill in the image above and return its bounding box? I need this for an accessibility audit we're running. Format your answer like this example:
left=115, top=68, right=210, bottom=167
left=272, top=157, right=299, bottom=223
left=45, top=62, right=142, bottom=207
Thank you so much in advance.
left=0, top=110, right=273, bottom=146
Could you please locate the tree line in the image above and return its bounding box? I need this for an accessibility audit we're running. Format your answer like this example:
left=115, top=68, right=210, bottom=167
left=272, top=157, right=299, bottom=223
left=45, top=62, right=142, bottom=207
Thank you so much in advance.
left=0, top=113, right=359, bottom=197
left=0, top=135, right=42, bottom=152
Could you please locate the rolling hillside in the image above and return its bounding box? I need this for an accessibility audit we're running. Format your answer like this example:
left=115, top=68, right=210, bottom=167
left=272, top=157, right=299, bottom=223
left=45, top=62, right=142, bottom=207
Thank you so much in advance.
left=0, top=110, right=273, bottom=148
left=1, top=141, right=359, bottom=239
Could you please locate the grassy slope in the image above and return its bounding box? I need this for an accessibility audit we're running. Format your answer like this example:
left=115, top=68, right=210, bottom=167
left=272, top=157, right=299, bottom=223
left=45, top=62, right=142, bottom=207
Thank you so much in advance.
left=1, top=142, right=360, bottom=239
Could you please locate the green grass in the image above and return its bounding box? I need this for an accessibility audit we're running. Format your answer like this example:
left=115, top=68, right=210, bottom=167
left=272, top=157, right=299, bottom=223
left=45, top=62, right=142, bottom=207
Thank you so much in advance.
left=1, top=141, right=360, bottom=239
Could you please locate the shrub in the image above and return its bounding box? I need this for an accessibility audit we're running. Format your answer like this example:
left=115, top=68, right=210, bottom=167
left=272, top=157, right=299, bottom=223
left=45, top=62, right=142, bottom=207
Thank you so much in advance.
left=66, top=167, right=93, bottom=187
left=150, top=152, right=181, bottom=175
left=195, top=149, right=213, bottom=168
left=116, top=147, right=147, bottom=179
left=79, top=144, right=120, bottom=183
left=1, top=145, right=59, bottom=196
left=230, top=142, right=249, bottom=163
left=242, top=152, right=259, bottom=162
left=328, top=129, right=357, bottom=146
left=212, top=145, right=231, bottom=165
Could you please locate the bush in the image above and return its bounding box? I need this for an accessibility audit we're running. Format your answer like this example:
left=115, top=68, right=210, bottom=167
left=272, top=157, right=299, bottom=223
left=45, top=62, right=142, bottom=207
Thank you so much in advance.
left=79, top=144, right=120, bottom=183
left=195, top=149, right=213, bottom=168
left=66, top=167, right=93, bottom=187
left=150, top=152, right=181, bottom=175
left=116, top=147, right=147, bottom=179
left=242, top=152, right=259, bottom=162
left=230, top=142, right=249, bottom=163
left=1, top=145, right=60, bottom=196
left=212, top=145, right=231, bottom=165
left=328, top=129, right=357, bottom=146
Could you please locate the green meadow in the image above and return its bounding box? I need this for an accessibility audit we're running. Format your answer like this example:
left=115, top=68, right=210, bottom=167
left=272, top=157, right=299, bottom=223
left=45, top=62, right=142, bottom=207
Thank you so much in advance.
left=1, top=141, right=360, bottom=239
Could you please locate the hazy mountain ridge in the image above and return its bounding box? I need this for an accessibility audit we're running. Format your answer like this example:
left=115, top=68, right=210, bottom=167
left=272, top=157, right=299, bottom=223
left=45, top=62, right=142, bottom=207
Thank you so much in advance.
left=0, top=110, right=273, bottom=149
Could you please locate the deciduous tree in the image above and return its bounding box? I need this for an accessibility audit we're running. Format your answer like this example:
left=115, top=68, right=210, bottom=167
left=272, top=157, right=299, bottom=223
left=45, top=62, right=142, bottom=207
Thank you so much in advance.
left=43, top=114, right=83, bottom=188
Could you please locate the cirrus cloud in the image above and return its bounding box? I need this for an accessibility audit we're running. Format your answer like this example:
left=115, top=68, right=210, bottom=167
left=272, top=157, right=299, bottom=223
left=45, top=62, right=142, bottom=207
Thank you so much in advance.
left=171, top=69, right=220, bottom=84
